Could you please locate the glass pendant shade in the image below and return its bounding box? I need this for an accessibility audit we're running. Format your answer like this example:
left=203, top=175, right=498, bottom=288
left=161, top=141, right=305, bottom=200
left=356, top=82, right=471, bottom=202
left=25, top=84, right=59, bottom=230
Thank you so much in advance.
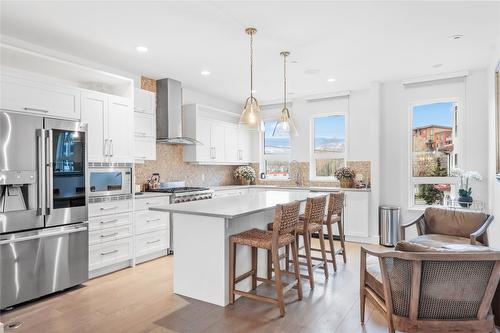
left=273, top=107, right=298, bottom=136
left=240, top=96, right=263, bottom=130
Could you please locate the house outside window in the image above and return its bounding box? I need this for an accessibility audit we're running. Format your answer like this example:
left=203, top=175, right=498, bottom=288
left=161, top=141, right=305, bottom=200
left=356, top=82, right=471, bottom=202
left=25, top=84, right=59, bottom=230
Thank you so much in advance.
left=262, top=120, right=291, bottom=179
left=310, top=114, right=346, bottom=181
left=410, top=101, right=459, bottom=207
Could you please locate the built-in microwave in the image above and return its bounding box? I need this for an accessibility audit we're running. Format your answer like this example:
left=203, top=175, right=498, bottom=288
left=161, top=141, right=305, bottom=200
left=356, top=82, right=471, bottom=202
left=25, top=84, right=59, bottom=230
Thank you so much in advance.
left=89, top=165, right=132, bottom=197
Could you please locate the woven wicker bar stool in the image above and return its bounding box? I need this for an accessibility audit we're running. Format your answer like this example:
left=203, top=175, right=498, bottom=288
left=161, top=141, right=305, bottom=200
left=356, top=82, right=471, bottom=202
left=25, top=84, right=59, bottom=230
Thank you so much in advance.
left=309, top=192, right=347, bottom=271
left=229, top=201, right=302, bottom=317
left=267, top=195, right=329, bottom=289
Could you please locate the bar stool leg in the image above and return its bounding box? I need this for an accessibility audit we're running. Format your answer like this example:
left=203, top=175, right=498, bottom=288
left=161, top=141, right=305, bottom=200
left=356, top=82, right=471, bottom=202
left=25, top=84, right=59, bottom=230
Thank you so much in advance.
left=271, top=245, right=285, bottom=317
left=267, top=249, right=272, bottom=280
left=251, top=246, right=257, bottom=290
left=291, top=239, right=303, bottom=300
left=229, top=239, right=236, bottom=304
left=325, top=221, right=338, bottom=272
left=338, top=219, right=347, bottom=263
left=318, top=228, right=329, bottom=278
left=285, top=244, right=290, bottom=272
left=303, top=231, right=315, bottom=289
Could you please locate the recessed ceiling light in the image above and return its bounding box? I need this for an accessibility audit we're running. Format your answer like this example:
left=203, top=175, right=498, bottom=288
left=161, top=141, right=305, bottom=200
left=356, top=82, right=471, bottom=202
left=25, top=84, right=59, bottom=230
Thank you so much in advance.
left=450, top=34, right=463, bottom=40
left=136, top=46, right=148, bottom=53
left=432, top=63, right=443, bottom=68
left=327, top=78, right=336, bottom=82
left=201, top=70, right=211, bottom=76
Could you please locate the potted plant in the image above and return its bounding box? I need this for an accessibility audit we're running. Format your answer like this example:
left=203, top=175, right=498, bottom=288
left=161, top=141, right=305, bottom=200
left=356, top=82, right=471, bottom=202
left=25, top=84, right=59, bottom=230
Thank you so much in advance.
left=234, top=166, right=256, bottom=185
left=451, top=168, right=482, bottom=207
left=334, top=167, right=356, bottom=188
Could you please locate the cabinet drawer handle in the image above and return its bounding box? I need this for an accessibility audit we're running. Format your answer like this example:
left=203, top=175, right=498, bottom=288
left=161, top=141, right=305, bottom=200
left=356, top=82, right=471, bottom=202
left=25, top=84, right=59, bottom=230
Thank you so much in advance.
left=24, top=107, right=49, bottom=113
left=146, top=218, right=161, bottom=223
left=147, top=239, right=161, bottom=244
left=100, top=232, right=119, bottom=238
left=101, top=249, right=118, bottom=256
left=100, top=206, right=118, bottom=210
left=100, top=219, right=118, bottom=224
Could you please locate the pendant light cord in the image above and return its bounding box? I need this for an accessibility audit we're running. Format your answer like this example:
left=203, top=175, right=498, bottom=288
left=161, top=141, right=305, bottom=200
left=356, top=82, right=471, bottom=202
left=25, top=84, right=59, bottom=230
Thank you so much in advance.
left=283, top=53, right=287, bottom=109
left=250, top=31, right=254, bottom=99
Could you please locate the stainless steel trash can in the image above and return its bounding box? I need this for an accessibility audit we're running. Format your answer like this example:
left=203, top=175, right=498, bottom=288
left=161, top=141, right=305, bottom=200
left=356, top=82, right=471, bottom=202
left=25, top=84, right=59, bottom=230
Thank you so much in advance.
left=379, top=206, right=400, bottom=247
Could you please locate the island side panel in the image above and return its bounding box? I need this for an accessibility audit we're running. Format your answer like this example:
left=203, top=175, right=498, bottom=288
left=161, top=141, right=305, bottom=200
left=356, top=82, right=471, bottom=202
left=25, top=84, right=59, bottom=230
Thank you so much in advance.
left=172, top=213, right=227, bottom=306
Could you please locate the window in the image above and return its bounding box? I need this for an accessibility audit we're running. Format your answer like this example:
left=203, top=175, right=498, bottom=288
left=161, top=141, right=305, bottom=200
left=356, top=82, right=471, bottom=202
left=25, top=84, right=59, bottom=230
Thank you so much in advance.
left=310, top=114, right=346, bottom=180
left=262, top=120, right=290, bottom=179
left=410, top=101, right=459, bottom=207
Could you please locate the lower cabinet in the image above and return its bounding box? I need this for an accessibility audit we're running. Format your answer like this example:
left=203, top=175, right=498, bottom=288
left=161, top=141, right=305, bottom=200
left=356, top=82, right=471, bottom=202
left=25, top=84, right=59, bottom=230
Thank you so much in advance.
left=134, top=195, right=170, bottom=265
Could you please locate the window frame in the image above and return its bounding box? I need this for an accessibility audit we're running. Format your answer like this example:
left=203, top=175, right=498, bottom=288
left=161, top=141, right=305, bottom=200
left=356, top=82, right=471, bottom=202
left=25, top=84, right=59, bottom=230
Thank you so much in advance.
left=309, top=112, right=348, bottom=182
left=408, top=98, right=462, bottom=209
left=260, top=118, right=292, bottom=180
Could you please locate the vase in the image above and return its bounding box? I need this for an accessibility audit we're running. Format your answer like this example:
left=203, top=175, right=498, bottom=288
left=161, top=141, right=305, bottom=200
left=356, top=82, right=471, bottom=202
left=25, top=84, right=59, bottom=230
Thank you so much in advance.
left=240, top=179, right=251, bottom=185
left=339, top=178, right=353, bottom=188
left=458, top=196, right=473, bottom=208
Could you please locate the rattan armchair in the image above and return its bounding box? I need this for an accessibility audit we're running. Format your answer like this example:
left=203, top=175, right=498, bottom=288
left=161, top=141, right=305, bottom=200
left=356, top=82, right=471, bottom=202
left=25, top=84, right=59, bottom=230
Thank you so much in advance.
left=400, top=207, right=494, bottom=246
left=360, top=245, right=500, bottom=333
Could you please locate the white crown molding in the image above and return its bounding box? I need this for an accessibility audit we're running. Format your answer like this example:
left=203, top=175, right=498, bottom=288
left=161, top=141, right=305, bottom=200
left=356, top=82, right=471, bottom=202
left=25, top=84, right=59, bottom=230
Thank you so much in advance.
left=402, top=71, right=468, bottom=86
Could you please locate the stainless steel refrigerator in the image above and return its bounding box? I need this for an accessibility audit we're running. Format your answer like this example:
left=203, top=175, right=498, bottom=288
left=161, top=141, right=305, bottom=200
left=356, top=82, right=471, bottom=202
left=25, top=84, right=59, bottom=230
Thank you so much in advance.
left=0, top=111, right=89, bottom=309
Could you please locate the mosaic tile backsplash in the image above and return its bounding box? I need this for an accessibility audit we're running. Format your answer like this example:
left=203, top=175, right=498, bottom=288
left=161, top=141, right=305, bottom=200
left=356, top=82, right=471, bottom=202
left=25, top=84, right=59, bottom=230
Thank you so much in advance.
left=135, top=144, right=238, bottom=187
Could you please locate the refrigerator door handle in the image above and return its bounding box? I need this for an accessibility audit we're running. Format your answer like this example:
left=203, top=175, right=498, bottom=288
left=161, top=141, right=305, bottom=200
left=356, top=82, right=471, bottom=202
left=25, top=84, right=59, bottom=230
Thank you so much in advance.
left=45, top=129, right=53, bottom=216
left=0, top=225, right=88, bottom=245
left=36, top=129, right=46, bottom=216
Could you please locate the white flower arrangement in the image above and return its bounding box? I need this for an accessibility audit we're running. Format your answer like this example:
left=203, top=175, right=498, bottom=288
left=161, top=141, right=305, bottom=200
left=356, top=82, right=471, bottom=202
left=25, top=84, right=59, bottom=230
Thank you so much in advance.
left=450, top=168, right=482, bottom=197
left=234, top=166, right=256, bottom=181
left=334, top=166, right=356, bottom=180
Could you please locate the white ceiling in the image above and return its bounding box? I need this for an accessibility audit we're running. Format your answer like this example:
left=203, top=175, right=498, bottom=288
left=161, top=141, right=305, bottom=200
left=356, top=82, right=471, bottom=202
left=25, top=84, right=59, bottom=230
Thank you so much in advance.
left=0, top=1, right=498, bottom=103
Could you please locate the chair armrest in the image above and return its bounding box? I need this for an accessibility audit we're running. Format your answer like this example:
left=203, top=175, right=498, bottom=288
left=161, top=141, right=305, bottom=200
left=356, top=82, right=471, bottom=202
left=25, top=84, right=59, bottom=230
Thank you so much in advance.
left=470, top=215, right=494, bottom=245
left=400, top=214, right=424, bottom=240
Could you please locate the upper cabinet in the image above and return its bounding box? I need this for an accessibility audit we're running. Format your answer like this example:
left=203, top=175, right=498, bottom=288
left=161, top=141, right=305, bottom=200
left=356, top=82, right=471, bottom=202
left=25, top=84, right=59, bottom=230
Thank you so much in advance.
left=183, top=104, right=254, bottom=165
left=81, top=92, right=133, bottom=163
left=0, top=73, right=81, bottom=120
left=133, top=89, right=156, bottom=162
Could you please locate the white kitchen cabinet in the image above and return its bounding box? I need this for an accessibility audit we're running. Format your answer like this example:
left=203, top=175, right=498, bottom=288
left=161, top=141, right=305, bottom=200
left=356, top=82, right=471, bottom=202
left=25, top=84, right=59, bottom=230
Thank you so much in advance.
left=224, top=126, right=239, bottom=162
left=108, top=96, right=133, bottom=162
left=81, top=92, right=133, bottom=163
left=183, top=104, right=253, bottom=165
left=134, top=194, right=170, bottom=264
left=81, top=91, right=107, bottom=162
left=0, top=73, right=80, bottom=119
left=237, top=127, right=252, bottom=163
left=134, top=88, right=155, bottom=114
left=133, top=89, right=156, bottom=163
left=344, top=191, right=370, bottom=239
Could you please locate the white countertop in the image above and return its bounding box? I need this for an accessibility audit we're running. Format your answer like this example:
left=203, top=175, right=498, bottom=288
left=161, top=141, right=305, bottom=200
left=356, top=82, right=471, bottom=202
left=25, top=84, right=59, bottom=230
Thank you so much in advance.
left=210, top=184, right=370, bottom=192
left=150, top=190, right=327, bottom=219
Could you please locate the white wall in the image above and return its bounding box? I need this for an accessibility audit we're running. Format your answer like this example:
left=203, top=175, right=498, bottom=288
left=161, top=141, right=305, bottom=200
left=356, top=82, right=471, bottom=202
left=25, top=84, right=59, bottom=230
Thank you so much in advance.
left=488, top=59, right=500, bottom=248
left=380, top=69, right=490, bottom=238
left=182, top=87, right=241, bottom=114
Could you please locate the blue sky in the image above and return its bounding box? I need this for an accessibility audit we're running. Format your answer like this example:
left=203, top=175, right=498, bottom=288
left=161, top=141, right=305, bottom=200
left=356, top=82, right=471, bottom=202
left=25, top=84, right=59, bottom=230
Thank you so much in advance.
left=314, top=115, right=345, bottom=139
left=413, top=102, right=454, bottom=128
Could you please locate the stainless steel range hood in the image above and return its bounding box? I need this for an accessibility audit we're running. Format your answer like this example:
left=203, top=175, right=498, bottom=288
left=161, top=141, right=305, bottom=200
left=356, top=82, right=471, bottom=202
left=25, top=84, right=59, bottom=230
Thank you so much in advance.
left=156, top=78, right=200, bottom=144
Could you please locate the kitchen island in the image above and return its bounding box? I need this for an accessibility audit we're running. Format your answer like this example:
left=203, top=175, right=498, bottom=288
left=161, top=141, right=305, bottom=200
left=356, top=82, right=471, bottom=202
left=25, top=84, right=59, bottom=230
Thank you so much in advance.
left=150, top=190, right=324, bottom=306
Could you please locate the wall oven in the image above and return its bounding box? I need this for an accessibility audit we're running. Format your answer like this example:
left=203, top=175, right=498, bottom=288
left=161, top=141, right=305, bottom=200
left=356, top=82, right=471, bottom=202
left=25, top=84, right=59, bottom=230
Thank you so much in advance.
left=89, top=166, right=132, bottom=197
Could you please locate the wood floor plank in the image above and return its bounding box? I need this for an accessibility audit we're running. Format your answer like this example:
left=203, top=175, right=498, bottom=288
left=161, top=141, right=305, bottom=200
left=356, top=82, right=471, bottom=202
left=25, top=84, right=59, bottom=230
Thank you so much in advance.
left=0, top=242, right=394, bottom=333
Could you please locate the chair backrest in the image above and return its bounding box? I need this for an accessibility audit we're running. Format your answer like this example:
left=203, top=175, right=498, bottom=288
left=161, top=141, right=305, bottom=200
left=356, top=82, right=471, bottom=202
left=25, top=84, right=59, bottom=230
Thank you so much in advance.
left=328, top=192, right=344, bottom=215
left=378, top=250, right=500, bottom=321
left=272, top=200, right=300, bottom=235
left=423, top=207, right=489, bottom=239
left=303, top=195, right=327, bottom=227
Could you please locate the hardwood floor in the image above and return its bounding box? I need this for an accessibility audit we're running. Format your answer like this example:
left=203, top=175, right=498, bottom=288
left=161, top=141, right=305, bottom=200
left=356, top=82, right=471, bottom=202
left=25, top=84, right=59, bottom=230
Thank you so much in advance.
left=0, top=242, right=391, bottom=333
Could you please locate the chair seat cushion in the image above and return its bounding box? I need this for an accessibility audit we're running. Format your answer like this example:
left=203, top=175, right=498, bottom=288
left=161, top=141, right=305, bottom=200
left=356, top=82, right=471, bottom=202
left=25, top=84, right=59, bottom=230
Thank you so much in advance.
left=424, top=208, right=488, bottom=239
left=410, top=234, right=482, bottom=248
left=231, top=228, right=295, bottom=249
left=396, top=240, right=490, bottom=252
left=365, top=255, right=384, bottom=299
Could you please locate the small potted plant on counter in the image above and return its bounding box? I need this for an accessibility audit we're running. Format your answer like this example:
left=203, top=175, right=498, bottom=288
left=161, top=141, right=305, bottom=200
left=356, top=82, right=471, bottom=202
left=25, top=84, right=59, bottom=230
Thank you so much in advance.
left=451, top=168, right=482, bottom=207
left=335, top=166, right=356, bottom=188
left=234, top=165, right=256, bottom=185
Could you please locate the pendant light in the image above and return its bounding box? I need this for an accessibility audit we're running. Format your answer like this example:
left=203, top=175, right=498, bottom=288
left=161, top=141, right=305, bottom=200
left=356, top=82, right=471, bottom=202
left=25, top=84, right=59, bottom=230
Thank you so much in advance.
left=273, top=51, right=298, bottom=136
left=240, top=27, right=263, bottom=131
